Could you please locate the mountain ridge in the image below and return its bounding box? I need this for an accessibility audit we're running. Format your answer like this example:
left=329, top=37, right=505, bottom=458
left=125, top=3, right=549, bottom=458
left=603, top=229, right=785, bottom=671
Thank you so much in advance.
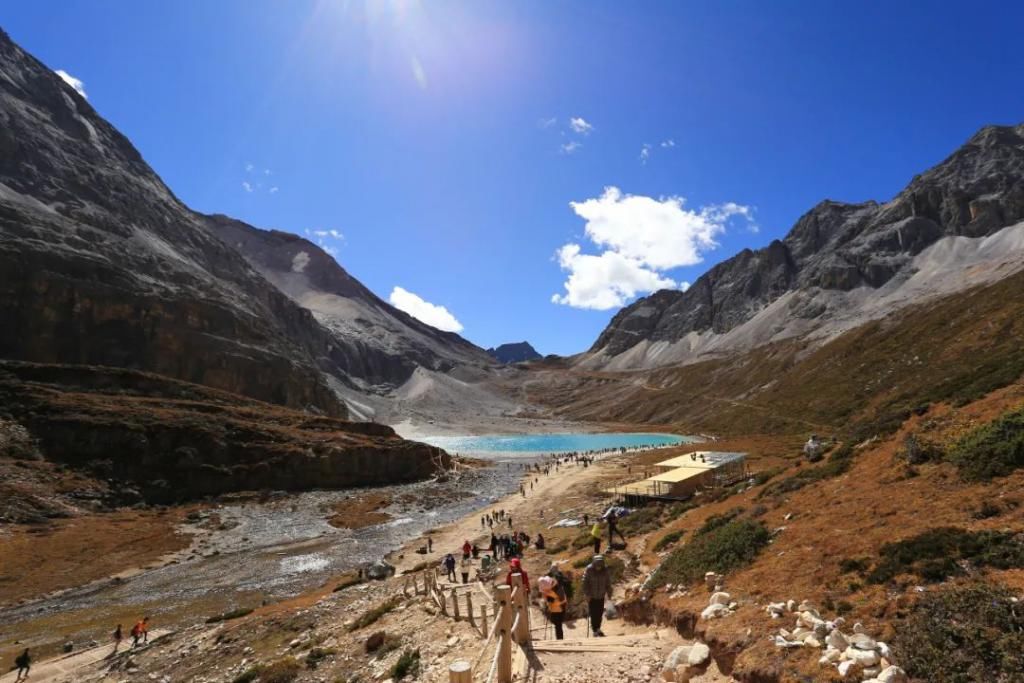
left=486, top=341, right=542, bottom=364
left=587, top=123, right=1024, bottom=368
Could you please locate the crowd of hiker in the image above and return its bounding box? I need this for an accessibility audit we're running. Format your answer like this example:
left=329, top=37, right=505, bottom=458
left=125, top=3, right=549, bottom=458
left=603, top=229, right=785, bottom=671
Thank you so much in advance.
left=9, top=616, right=151, bottom=679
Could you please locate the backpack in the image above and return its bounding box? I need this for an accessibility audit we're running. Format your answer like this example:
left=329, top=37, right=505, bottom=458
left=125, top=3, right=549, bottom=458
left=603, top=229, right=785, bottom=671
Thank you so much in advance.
left=590, top=523, right=601, bottom=538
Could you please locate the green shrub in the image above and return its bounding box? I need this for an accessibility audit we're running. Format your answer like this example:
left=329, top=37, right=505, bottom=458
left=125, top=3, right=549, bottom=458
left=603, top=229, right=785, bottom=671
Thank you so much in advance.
left=653, top=529, right=684, bottom=551
left=545, top=540, right=569, bottom=555
left=571, top=530, right=596, bottom=549
left=348, top=596, right=402, bottom=631
left=305, top=647, right=337, bottom=670
left=649, top=519, right=770, bottom=588
left=232, top=667, right=263, bottom=683
left=248, top=658, right=299, bottom=683
left=973, top=500, right=1003, bottom=519
left=206, top=606, right=255, bottom=624
left=948, top=405, right=1024, bottom=481
left=664, top=501, right=697, bottom=520
left=893, top=582, right=1024, bottom=683
left=758, top=444, right=855, bottom=498
left=867, top=527, right=1024, bottom=584
left=838, top=557, right=869, bottom=574
left=390, top=648, right=421, bottom=680
left=616, top=506, right=663, bottom=535
left=896, top=433, right=945, bottom=465
left=696, top=508, right=745, bottom=536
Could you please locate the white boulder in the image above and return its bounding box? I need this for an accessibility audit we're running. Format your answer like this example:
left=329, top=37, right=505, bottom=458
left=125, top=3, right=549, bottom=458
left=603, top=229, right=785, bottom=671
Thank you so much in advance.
left=709, top=591, right=731, bottom=606
left=877, top=666, right=908, bottom=683
left=687, top=642, right=710, bottom=667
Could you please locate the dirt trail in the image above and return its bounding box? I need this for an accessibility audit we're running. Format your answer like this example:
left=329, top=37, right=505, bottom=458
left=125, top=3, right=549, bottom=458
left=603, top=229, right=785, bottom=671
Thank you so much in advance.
left=390, top=455, right=615, bottom=574
left=0, top=630, right=169, bottom=683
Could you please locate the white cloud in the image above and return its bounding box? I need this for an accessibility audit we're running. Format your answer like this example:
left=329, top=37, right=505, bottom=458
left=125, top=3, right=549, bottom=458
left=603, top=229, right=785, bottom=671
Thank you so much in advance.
left=550, top=244, right=676, bottom=310
left=269, top=186, right=279, bottom=194
left=313, top=230, right=329, bottom=237
left=264, top=168, right=272, bottom=175
left=538, top=117, right=557, bottom=129
left=389, top=286, right=464, bottom=333
left=329, top=229, right=344, bottom=240
left=241, top=181, right=254, bottom=193
left=245, top=163, right=254, bottom=172
left=55, top=70, right=87, bottom=99
left=560, top=141, right=582, bottom=155
left=639, top=144, right=652, bottom=164
left=569, top=117, right=593, bottom=135
left=660, top=139, right=675, bottom=148
left=551, top=187, right=755, bottom=310
left=322, top=245, right=338, bottom=257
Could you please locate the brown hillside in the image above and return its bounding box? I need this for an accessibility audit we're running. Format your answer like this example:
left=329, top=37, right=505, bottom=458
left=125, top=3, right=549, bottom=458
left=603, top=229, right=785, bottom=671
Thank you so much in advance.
left=528, top=268, right=1024, bottom=439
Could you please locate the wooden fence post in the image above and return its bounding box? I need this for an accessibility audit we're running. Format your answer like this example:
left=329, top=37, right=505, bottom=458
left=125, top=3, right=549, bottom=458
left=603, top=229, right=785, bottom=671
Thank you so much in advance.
left=439, top=588, right=447, bottom=615
left=466, top=591, right=475, bottom=627
left=451, top=588, right=460, bottom=620
left=479, top=603, right=488, bottom=638
left=496, top=585, right=513, bottom=683
left=449, top=659, right=472, bottom=683
left=510, top=573, right=530, bottom=645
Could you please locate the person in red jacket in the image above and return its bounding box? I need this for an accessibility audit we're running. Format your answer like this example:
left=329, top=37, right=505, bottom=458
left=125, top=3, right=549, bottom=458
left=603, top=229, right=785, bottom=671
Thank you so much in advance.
left=506, top=557, right=529, bottom=591
left=462, top=539, right=472, bottom=558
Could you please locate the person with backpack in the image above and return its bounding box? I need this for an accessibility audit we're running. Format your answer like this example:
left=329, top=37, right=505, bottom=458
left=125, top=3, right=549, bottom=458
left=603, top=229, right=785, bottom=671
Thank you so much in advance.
left=537, top=575, right=567, bottom=640
left=590, top=520, right=602, bottom=554
left=13, top=648, right=30, bottom=681
left=131, top=617, right=149, bottom=647
left=443, top=553, right=457, bottom=582
left=582, top=555, right=614, bottom=637
left=460, top=554, right=473, bottom=584
left=112, top=623, right=123, bottom=653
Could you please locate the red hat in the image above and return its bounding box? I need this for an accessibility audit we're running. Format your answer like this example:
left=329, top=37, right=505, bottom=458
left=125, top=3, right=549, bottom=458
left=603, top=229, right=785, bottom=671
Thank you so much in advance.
left=509, top=558, right=521, bottom=568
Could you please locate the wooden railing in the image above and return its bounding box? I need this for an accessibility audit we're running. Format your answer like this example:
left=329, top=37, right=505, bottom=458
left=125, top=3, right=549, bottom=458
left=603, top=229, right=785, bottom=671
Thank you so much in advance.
left=407, top=567, right=532, bottom=682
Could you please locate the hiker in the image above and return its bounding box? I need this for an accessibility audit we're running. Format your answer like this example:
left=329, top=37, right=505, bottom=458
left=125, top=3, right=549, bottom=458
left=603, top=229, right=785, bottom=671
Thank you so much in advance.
left=508, top=515, right=513, bottom=528
left=582, top=555, right=614, bottom=637
left=481, top=516, right=485, bottom=528
left=13, top=648, right=30, bottom=681
left=460, top=554, right=472, bottom=584
left=490, top=533, right=499, bottom=559
left=443, top=553, right=457, bottom=582
left=535, top=533, right=545, bottom=550
left=131, top=617, right=149, bottom=647
left=462, top=539, right=472, bottom=558
left=112, top=623, right=123, bottom=653
left=583, top=513, right=589, bottom=527
left=547, top=563, right=572, bottom=602
left=537, top=575, right=567, bottom=640
left=606, top=509, right=627, bottom=548
left=472, top=543, right=480, bottom=559
left=506, top=557, right=529, bottom=591
left=427, top=536, right=433, bottom=553
left=590, top=520, right=602, bottom=554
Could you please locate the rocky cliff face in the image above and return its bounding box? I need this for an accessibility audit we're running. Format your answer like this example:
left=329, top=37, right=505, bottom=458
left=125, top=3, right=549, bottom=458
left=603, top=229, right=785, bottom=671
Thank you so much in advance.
left=0, top=361, right=449, bottom=504
left=0, top=29, right=351, bottom=416
left=487, top=342, right=542, bottom=364
left=208, top=216, right=496, bottom=388
left=589, top=123, right=1024, bottom=365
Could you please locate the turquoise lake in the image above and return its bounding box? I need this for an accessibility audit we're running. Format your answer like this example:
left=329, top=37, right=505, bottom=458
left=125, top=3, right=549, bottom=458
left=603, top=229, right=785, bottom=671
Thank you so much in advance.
left=420, top=432, right=695, bottom=455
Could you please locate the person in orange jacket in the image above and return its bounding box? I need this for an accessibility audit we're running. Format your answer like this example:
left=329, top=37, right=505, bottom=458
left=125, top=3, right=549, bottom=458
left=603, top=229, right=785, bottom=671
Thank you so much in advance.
left=537, top=575, right=567, bottom=640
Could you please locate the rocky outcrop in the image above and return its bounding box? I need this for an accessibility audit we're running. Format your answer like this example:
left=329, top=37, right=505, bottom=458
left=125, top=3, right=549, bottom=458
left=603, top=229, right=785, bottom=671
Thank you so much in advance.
left=0, top=361, right=450, bottom=504
left=589, top=123, right=1024, bottom=361
left=208, top=215, right=495, bottom=388
left=0, top=29, right=352, bottom=414
left=486, top=342, right=542, bottom=364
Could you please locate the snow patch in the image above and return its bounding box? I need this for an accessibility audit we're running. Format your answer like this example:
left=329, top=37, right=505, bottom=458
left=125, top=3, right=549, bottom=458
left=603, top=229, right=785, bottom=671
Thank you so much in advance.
left=291, top=250, right=310, bottom=273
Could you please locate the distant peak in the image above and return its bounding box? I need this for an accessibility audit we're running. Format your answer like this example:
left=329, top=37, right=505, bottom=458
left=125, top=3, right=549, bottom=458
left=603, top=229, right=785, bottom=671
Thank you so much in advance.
left=486, top=342, right=542, bottom=364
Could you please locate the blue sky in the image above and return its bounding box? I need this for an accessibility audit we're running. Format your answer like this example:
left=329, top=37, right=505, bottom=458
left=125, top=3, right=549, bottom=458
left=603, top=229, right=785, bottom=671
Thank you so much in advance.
left=4, top=1, right=1023, bottom=355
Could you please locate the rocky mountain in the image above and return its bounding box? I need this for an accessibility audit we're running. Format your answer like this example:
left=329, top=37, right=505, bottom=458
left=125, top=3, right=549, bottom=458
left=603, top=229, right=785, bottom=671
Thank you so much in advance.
left=208, top=215, right=496, bottom=390
left=0, top=28, right=353, bottom=416
left=486, top=342, right=542, bottom=364
left=585, top=123, right=1024, bottom=370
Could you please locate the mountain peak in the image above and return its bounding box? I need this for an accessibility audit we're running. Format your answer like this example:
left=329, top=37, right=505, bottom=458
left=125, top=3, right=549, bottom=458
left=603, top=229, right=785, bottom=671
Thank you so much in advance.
left=487, top=342, right=542, bottom=364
